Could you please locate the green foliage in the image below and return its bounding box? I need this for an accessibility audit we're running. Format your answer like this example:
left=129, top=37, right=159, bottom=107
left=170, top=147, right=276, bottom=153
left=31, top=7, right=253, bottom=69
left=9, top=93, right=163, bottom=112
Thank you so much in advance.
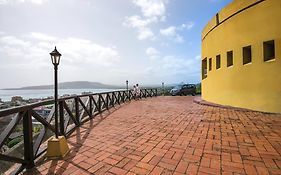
left=33, top=125, right=42, bottom=134
left=14, top=126, right=23, bottom=132
left=196, top=83, right=201, bottom=94
left=157, top=87, right=172, bottom=96
left=7, top=137, right=23, bottom=148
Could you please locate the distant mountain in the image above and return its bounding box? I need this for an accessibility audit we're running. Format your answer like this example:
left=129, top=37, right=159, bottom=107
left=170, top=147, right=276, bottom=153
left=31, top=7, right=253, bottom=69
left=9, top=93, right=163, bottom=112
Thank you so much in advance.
left=3, top=81, right=122, bottom=90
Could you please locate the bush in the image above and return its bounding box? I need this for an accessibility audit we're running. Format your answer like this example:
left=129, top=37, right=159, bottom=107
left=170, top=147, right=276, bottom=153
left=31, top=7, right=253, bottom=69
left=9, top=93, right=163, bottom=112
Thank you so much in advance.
left=196, top=83, right=201, bottom=94
left=33, top=126, right=42, bottom=134
left=7, top=137, right=23, bottom=148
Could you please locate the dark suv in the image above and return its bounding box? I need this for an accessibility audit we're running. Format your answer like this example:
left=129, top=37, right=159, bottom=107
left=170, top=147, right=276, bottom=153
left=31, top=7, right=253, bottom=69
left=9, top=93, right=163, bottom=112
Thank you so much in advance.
left=170, top=84, right=196, bottom=96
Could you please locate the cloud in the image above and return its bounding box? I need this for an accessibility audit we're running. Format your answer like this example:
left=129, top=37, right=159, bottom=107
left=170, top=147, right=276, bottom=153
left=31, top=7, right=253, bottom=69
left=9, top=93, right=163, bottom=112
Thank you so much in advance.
left=160, top=22, right=194, bottom=43
left=160, top=26, right=183, bottom=43
left=123, top=15, right=156, bottom=40
left=137, top=28, right=154, bottom=40
left=124, top=0, right=169, bottom=41
left=0, top=32, right=119, bottom=67
left=145, top=55, right=200, bottom=80
left=180, top=22, right=194, bottom=30
left=30, top=32, right=57, bottom=41
left=132, top=0, right=167, bottom=19
left=145, top=46, right=199, bottom=79
left=0, top=0, right=48, bottom=5
left=146, top=47, right=160, bottom=60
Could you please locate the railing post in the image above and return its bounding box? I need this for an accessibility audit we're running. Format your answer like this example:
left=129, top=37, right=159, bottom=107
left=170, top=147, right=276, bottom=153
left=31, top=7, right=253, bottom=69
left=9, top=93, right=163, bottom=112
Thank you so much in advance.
left=111, top=92, right=115, bottom=107
left=75, top=97, right=80, bottom=125
left=145, top=89, right=147, bottom=98
left=122, top=91, right=125, bottom=103
left=89, top=96, right=93, bottom=118
left=129, top=90, right=132, bottom=100
left=98, top=94, right=102, bottom=113
left=59, top=100, right=65, bottom=136
left=106, top=94, right=109, bottom=109
left=23, top=110, right=34, bottom=169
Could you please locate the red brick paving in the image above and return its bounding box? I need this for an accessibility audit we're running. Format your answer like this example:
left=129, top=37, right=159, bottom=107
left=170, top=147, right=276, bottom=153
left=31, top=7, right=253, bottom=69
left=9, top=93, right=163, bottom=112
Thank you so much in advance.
left=20, top=96, right=281, bottom=175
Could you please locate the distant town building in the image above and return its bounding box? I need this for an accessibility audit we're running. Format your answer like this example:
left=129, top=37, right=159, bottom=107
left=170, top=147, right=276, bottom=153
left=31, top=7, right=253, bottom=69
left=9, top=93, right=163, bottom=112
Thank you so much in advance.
left=81, top=92, right=92, bottom=95
left=11, top=96, right=23, bottom=103
left=0, top=102, right=9, bottom=109
left=33, top=106, right=51, bottom=117
left=10, top=96, right=25, bottom=106
left=27, top=98, right=41, bottom=103
left=201, top=0, right=281, bottom=113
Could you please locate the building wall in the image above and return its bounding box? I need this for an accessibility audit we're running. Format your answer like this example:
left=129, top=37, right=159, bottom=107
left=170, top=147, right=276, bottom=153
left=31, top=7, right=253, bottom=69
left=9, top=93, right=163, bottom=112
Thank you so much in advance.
left=201, top=0, right=281, bottom=113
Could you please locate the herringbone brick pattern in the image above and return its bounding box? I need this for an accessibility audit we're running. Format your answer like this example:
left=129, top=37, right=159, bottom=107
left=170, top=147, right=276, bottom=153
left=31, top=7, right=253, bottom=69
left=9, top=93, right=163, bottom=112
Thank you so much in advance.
left=21, top=96, right=281, bottom=175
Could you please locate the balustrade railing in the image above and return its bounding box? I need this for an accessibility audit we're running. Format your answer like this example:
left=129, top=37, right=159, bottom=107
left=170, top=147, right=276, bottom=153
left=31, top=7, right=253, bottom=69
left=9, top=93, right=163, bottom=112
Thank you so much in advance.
left=0, top=88, right=158, bottom=174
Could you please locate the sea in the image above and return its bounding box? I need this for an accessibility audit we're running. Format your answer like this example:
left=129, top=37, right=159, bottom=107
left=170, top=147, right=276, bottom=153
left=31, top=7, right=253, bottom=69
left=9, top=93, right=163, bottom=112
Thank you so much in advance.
left=0, top=89, right=124, bottom=102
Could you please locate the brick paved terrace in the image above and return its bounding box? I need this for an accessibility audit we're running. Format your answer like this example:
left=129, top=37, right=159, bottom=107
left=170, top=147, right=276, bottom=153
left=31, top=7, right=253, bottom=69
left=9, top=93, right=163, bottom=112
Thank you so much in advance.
left=21, top=96, right=281, bottom=175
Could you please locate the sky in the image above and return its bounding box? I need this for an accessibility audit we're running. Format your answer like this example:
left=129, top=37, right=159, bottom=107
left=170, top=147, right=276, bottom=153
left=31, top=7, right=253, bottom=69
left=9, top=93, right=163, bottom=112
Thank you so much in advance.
left=0, top=0, right=232, bottom=88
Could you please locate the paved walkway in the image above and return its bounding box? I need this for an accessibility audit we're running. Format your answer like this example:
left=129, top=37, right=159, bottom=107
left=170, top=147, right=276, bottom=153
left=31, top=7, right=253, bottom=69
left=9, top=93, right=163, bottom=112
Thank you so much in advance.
left=22, top=96, right=281, bottom=175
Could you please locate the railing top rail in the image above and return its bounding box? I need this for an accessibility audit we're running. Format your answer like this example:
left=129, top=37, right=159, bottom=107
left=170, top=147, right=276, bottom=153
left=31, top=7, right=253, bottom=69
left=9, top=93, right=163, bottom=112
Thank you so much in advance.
left=57, top=89, right=128, bottom=101
left=0, top=99, right=54, bottom=117
left=0, top=88, right=155, bottom=118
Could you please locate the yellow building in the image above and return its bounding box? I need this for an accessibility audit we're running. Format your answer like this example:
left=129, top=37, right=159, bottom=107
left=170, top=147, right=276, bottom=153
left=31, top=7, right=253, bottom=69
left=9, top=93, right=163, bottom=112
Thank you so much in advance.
left=201, top=0, right=281, bottom=113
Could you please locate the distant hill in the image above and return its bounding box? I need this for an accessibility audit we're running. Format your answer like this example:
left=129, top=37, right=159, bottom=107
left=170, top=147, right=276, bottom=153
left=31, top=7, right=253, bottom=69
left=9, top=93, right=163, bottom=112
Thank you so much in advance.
left=3, top=81, right=122, bottom=90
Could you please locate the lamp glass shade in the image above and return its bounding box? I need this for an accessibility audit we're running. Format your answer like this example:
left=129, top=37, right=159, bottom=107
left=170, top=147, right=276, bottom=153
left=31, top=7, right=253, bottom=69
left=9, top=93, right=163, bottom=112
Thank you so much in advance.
left=50, top=47, right=61, bottom=65
left=51, top=55, right=60, bottom=65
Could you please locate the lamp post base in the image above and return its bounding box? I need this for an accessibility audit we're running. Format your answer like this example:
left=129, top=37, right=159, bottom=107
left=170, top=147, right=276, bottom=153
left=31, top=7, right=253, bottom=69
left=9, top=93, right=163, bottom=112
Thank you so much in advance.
left=46, top=136, right=69, bottom=159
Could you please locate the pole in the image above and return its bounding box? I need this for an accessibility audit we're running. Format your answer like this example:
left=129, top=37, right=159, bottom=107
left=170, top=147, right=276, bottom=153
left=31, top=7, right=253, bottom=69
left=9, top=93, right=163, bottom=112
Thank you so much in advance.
left=162, top=82, right=164, bottom=96
left=54, top=64, right=58, bottom=139
left=126, top=80, right=128, bottom=99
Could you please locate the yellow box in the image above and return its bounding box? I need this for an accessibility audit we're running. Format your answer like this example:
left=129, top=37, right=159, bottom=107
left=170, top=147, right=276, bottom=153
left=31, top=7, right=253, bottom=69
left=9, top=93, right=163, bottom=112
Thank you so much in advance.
left=46, top=136, right=69, bottom=159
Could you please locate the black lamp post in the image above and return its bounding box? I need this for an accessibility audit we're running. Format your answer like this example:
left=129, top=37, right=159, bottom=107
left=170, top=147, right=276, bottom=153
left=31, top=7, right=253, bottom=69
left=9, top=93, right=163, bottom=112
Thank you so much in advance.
left=126, top=80, right=129, bottom=99
left=162, top=82, right=164, bottom=96
left=50, top=46, right=61, bottom=139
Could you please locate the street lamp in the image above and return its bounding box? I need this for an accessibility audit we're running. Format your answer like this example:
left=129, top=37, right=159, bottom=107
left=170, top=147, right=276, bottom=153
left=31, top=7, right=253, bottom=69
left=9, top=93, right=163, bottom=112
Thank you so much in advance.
left=46, top=46, right=69, bottom=159
left=162, top=82, right=164, bottom=96
left=126, top=80, right=129, bottom=99
left=50, top=46, right=61, bottom=139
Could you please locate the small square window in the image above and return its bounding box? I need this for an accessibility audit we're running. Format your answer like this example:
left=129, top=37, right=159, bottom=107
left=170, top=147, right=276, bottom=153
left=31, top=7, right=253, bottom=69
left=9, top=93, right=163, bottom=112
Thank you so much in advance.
left=216, top=55, right=221, bottom=69
left=227, top=51, right=233, bottom=67
left=202, top=58, right=207, bottom=79
left=209, top=58, right=212, bottom=71
left=243, top=46, right=252, bottom=65
left=263, top=40, right=275, bottom=61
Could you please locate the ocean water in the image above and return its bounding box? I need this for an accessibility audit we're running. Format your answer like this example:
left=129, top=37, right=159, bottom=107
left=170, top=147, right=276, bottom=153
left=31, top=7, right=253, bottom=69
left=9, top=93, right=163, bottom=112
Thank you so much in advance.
left=0, top=88, right=124, bottom=102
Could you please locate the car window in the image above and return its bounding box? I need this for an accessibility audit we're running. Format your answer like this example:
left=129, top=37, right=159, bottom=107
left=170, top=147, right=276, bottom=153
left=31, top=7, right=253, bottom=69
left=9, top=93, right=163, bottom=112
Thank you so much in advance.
left=174, top=85, right=181, bottom=90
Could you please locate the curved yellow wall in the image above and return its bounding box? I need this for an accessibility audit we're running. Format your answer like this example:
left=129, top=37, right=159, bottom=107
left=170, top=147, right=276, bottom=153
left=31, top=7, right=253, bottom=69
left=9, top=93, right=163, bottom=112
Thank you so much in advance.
left=201, top=0, right=281, bottom=113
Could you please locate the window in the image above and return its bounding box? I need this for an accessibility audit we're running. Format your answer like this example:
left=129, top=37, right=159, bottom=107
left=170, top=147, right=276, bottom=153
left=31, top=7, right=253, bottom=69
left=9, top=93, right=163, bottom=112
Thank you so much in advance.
left=209, top=58, right=212, bottom=71
left=243, top=46, right=252, bottom=65
left=202, top=58, right=207, bottom=79
left=227, top=51, right=233, bottom=67
left=216, top=55, right=221, bottom=69
left=263, top=40, right=275, bottom=61
left=216, top=13, right=219, bottom=25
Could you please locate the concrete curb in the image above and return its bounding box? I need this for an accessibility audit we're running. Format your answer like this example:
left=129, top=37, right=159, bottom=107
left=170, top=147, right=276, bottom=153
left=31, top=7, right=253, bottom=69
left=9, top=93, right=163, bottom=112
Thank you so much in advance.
left=193, top=97, right=280, bottom=115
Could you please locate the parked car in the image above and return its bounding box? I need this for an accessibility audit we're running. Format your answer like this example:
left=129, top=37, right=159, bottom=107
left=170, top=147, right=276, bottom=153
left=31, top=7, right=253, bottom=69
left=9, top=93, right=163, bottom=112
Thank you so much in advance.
left=170, top=84, right=196, bottom=96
